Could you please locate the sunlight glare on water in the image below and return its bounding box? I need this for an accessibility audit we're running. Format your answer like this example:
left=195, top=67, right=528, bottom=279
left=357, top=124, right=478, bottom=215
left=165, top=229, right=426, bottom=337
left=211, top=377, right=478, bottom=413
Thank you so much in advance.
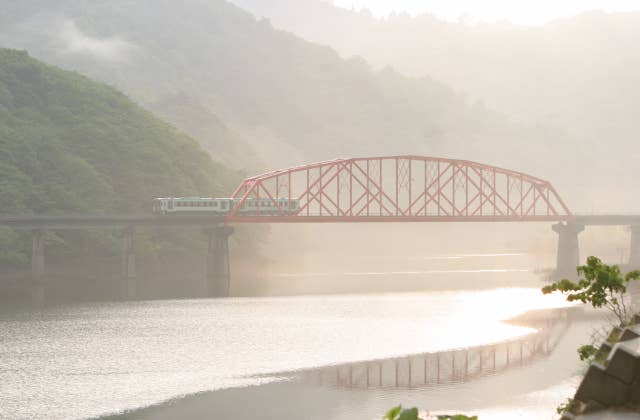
left=0, top=288, right=573, bottom=420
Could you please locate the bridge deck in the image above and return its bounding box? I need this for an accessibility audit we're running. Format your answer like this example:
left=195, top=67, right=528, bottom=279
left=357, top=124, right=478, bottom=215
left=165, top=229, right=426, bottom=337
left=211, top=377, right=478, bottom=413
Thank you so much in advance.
left=1, top=214, right=639, bottom=229
left=0, top=215, right=226, bottom=229
left=573, top=215, right=640, bottom=226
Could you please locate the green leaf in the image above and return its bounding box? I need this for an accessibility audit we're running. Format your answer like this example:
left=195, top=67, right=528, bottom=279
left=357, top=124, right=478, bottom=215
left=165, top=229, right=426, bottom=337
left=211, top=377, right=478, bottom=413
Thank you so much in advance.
left=384, top=406, right=402, bottom=420
left=398, top=407, right=420, bottom=420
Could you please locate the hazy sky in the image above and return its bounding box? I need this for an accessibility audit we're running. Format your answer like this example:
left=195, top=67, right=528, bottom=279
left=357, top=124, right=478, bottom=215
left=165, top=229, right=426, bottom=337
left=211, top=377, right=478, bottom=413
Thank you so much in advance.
left=333, top=0, right=640, bottom=24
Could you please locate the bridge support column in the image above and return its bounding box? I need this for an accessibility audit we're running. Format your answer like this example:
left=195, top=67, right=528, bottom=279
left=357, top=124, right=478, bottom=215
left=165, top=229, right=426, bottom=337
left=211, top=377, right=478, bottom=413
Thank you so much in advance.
left=120, top=228, right=136, bottom=300
left=30, top=230, right=45, bottom=306
left=206, top=225, right=234, bottom=298
left=629, top=226, right=640, bottom=267
left=553, top=222, right=584, bottom=280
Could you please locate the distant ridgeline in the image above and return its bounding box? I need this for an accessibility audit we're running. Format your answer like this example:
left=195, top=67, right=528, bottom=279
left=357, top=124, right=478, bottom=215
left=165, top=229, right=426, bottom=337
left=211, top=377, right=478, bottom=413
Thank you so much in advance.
left=0, top=49, right=240, bottom=267
left=0, top=0, right=569, bottom=175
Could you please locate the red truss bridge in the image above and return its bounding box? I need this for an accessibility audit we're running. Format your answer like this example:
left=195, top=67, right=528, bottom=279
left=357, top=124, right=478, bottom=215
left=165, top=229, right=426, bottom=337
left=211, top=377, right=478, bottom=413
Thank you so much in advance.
left=226, top=155, right=572, bottom=223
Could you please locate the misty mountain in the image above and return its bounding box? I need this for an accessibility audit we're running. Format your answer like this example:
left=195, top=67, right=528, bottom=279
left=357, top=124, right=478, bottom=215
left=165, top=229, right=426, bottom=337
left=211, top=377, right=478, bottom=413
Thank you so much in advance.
left=231, top=0, right=640, bottom=176
left=0, top=0, right=577, bottom=192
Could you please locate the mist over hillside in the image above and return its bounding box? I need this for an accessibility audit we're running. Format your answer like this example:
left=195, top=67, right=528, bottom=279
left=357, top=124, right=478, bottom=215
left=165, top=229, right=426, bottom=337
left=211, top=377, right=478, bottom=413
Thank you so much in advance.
left=232, top=0, right=640, bottom=135
left=231, top=0, right=640, bottom=211
left=0, top=0, right=584, bottom=205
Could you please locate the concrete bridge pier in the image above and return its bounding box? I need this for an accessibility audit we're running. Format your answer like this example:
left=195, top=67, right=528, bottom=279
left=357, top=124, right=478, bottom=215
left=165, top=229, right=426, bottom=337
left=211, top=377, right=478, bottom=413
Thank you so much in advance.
left=629, top=226, right=640, bottom=267
left=206, top=225, right=234, bottom=298
left=120, top=227, right=136, bottom=300
left=30, top=230, right=45, bottom=306
left=553, top=222, right=584, bottom=280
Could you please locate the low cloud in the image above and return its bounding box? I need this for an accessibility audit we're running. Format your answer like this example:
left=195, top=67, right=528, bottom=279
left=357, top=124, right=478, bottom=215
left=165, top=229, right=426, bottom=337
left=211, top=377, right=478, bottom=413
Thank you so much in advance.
left=59, top=19, right=135, bottom=62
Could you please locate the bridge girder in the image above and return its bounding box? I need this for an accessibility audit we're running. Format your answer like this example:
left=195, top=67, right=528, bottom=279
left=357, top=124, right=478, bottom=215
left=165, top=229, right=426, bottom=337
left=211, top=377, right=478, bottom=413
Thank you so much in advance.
left=226, top=156, right=573, bottom=223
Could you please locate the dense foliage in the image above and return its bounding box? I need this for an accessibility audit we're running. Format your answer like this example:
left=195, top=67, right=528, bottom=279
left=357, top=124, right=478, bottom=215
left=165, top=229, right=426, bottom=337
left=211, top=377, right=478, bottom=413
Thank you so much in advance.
left=0, top=49, right=238, bottom=263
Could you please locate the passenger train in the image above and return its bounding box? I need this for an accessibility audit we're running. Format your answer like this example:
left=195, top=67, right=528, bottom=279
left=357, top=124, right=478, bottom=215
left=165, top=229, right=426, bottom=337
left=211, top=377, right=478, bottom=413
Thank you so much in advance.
left=152, top=197, right=300, bottom=215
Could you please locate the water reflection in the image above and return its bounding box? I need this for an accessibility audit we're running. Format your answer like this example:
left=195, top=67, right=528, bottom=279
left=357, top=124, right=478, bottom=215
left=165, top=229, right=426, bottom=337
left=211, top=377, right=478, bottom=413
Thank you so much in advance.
left=296, top=308, right=571, bottom=389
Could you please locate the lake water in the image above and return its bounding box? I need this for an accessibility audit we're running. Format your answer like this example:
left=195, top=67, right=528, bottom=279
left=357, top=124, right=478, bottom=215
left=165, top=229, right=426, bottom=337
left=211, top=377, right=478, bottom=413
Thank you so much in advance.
left=0, top=253, right=595, bottom=420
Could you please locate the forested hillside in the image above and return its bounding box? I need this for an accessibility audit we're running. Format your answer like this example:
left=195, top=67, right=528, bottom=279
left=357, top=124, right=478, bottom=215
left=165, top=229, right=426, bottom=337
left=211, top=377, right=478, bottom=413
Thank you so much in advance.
left=0, top=48, right=239, bottom=264
left=0, top=0, right=574, bottom=187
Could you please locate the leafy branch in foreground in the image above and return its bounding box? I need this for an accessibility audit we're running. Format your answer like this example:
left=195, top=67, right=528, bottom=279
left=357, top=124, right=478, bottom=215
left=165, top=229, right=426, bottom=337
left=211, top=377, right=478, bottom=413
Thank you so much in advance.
left=384, top=406, right=477, bottom=420
left=542, top=256, right=640, bottom=327
left=384, top=406, right=422, bottom=420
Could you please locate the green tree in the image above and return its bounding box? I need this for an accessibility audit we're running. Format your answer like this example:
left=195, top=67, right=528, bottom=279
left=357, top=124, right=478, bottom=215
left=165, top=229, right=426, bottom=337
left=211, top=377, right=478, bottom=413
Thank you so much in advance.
left=542, top=256, right=640, bottom=327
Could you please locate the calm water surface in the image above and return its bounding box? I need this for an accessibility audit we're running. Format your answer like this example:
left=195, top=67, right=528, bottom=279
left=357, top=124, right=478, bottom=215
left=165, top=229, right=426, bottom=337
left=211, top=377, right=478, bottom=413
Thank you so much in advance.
left=0, top=253, right=585, bottom=420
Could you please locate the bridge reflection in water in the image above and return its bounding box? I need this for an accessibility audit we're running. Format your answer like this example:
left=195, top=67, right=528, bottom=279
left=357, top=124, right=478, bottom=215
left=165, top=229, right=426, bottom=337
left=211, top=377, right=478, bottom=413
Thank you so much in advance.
left=298, top=308, right=570, bottom=389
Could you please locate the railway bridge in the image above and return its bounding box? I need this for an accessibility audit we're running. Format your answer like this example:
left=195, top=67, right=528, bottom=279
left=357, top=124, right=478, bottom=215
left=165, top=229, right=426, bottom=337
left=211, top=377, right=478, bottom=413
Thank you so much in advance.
left=2, top=155, right=638, bottom=304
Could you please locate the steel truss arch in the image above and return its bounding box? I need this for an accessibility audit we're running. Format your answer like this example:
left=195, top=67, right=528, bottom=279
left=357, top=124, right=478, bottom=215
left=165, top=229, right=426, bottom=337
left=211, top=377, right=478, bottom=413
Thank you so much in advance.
left=226, top=156, right=572, bottom=223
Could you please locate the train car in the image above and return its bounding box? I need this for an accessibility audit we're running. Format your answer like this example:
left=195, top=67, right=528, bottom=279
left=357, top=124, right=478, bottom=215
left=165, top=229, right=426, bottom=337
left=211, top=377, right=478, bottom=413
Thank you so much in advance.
left=238, top=198, right=300, bottom=215
left=152, top=197, right=300, bottom=215
left=152, top=198, right=230, bottom=214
